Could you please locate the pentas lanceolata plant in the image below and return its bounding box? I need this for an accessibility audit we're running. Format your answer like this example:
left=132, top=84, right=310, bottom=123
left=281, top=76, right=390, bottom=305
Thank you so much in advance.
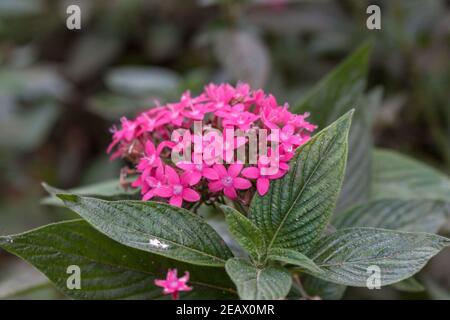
left=107, top=83, right=317, bottom=299
left=2, top=45, right=450, bottom=301
left=107, top=83, right=317, bottom=209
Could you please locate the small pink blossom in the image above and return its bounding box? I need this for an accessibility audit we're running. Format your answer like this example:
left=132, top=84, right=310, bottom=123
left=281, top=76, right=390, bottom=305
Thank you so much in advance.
left=269, top=124, right=304, bottom=153
left=107, top=117, right=139, bottom=157
left=155, top=165, right=200, bottom=207
left=139, top=165, right=166, bottom=201
left=208, top=164, right=252, bottom=199
left=154, top=269, right=192, bottom=300
left=221, top=111, right=260, bottom=131
left=242, top=156, right=288, bottom=196
left=136, top=141, right=163, bottom=174
left=176, top=159, right=219, bottom=185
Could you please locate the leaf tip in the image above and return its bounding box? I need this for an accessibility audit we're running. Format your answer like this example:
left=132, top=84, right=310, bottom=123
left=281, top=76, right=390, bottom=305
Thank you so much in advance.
left=56, top=193, right=80, bottom=203
left=41, top=182, right=56, bottom=195
left=0, top=235, right=14, bottom=248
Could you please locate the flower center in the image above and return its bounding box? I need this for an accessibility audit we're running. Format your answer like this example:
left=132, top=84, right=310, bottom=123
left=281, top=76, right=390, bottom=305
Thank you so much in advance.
left=173, top=184, right=183, bottom=195
left=237, top=116, right=246, bottom=124
left=169, top=281, right=179, bottom=289
left=148, top=154, right=156, bottom=163
left=221, top=176, right=233, bottom=187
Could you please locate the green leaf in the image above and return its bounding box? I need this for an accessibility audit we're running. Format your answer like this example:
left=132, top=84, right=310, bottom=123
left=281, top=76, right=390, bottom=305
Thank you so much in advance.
left=221, top=205, right=266, bottom=261
left=57, top=195, right=233, bottom=267
left=41, top=179, right=139, bottom=207
left=249, top=111, right=353, bottom=253
left=225, top=258, right=292, bottom=300
left=307, top=227, right=450, bottom=287
left=302, top=276, right=347, bottom=300
left=372, top=149, right=450, bottom=202
left=332, top=199, right=449, bottom=233
left=336, top=88, right=383, bottom=212
left=268, top=248, right=323, bottom=275
left=391, top=277, right=425, bottom=293
left=0, top=220, right=236, bottom=300
left=291, top=41, right=371, bottom=127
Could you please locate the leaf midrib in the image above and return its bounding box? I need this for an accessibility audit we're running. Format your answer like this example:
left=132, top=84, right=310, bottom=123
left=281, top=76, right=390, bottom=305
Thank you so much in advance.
left=266, top=132, right=339, bottom=253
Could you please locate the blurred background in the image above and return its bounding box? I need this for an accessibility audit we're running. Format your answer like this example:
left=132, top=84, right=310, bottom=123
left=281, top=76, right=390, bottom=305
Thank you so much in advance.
left=0, top=0, right=449, bottom=299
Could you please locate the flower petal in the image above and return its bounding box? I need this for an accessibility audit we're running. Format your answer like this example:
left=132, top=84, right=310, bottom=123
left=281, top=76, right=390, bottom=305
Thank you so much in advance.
left=223, top=186, right=237, bottom=199
left=176, top=161, right=193, bottom=171
left=142, top=190, right=155, bottom=201
left=241, top=166, right=260, bottom=179
left=181, top=171, right=201, bottom=186
left=165, top=165, right=180, bottom=184
left=213, top=164, right=227, bottom=177
left=153, top=186, right=173, bottom=198
left=228, top=163, right=243, bottom=177
left=145, top=140, right=156, bottom=154
left=202, top=167, right=219, bottom=180
left=233, top=177, right=252, bottom=190
left=208, top=181, right=224, bottom=192
left=182, top=188, right=200, bottom=202
left=256, top=178, right=270, bottom=196
left=169, top=195, right=183, bottom=207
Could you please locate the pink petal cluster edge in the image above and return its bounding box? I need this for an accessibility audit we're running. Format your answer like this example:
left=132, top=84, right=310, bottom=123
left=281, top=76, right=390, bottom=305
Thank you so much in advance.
left=108, top=82, right=317, bottom=208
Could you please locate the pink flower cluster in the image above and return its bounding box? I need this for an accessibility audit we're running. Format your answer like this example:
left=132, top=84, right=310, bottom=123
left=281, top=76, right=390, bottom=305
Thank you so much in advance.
left=108, top=83, right=316, bottom=207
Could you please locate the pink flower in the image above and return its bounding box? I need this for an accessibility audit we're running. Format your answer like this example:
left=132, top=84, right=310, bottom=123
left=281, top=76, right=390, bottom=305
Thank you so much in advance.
left=269, top=124, right=303, bottom=153
left=140, top=165, right=166, bottom=201
left=135, top=111, right=166, bottom=135
left=107, top=117, right=139, bottom=156
left=242, top=156, right=288, bottom=196
left=159, top=103, right=185, bottom=126
left=261, top=101, right=293, bottom=129
left=289, top=113, right=317, bottom=132
left=154, top=165, right=200, bottom=207
left=208, top=164, right=252, bottom=199
left=154, top=269, right=192, bottom=300
left=220, top=111, right=260, bottom=131
left=137, top=141, right=163, bottom=173
left=176, top=159, right=219, bottom=185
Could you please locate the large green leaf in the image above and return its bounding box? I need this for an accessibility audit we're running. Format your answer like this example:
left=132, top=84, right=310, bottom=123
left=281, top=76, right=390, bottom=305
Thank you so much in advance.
left=57, top=195, right=233, bottom=267
left=291, top=42, right=371, bottom=127
left=332, top=199, right=449, bottom=233
left=221, top=205, right=266, bottom=261
left=41, top=179, right=139, bottom=207
left=372, top=149, right=450, bottom=202
left=307, top=227, right=450, bottom=287
left=0, top=220, right=236, bottom=300
left=225, top=258, right=292, bottom=300
left=249, top=111, right=352, bottom=253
